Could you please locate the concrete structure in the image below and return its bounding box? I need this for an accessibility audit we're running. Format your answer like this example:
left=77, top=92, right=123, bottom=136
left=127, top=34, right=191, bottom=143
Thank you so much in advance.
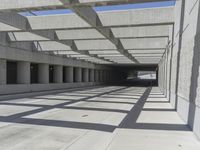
left=0, top=0, right=200, bottom=149
left=158, top=0, right=200, bottom=140
left=17, top=61, right=31, bottom=84
left=38, top=64, right=49, bottom=84
left=64, top=66, right=74, bottom=83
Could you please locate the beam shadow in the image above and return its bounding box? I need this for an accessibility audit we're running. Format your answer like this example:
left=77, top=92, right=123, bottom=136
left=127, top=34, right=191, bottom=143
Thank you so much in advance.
left=31, top=98, right=78, bottom=101
left=0, top=86, right=129, bottom=122
left=0, top=116, right=116, bottom=132
left=60, top=106, right=130, bottom=113
left=119, top=87, right=152, bottom=128
left=0, top=86, right=191, bottom=133
left=142, top=108, right=176, bottom=111
left=145, top=101, right=170, bottom=103
left=125, top=123, right=189, bottom=131
left=99, top=96, right=139, bottom=100
left=85, top=100, right=136, bottom=105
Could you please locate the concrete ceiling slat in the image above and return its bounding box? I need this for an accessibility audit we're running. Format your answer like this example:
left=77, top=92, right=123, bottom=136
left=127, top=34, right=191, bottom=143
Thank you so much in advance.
left=75, top=39, right=116, bottom=50
left=120, top=38, right=168, bottom=49
left=111, top=26, right=170, bottom=38
left=55, top=29, right=105, bottom=40
left=98, top=7, right=174, bottom=27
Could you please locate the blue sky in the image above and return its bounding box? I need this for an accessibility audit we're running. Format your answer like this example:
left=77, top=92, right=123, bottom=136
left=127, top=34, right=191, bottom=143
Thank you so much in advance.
left=20, top=1, right=175, bottom=16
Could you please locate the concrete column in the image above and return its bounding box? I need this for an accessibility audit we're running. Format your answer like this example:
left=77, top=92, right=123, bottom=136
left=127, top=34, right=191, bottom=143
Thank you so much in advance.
left=83, top=68, right=89, bottom=82
left=65, top=66, right=73, bottom=83
left=17, top=61, right=30, bottom=84
left=54, top=65, right=63, bottom=83
left=95, top=70, right=99, bottom=82
left=38, top=63, right=49, bottom=84
left=0, top=59, right=6, bottom=84
left=89, top=69, right=95, bottom=82
left=75, top=67, right=82, bottom=82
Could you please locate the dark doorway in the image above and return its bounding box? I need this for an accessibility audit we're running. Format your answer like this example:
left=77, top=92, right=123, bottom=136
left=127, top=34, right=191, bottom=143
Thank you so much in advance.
left=89, top=69, right=91, bottom=82
left=108, top=65, right=158, bottom=86
left=73, top=67, right=76, bottom=82
left=63, top=66, right=66, bottom=83
left=30, top=63, right=38, bottom=84
left=82, top=68, right=84, bottom=82
left=49, top=65, right=54, bottom=83
left=6, top=61, right=17, bottom=84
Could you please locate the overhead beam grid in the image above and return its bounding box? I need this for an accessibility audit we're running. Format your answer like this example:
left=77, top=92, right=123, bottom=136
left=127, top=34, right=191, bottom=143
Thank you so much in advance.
left=0, top=0, right=175, bottom=65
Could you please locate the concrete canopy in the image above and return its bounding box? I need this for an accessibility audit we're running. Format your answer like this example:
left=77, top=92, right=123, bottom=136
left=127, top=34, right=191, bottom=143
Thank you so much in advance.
left=0, top=0, right=174, bottom=65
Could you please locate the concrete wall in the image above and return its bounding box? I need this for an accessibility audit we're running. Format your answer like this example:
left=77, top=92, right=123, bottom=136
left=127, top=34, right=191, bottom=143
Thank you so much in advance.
left=0, top=38, right=116, bottom=95
left=159, top=0, right=200, bottom=139
left=0, top=82, right=98, bottom=95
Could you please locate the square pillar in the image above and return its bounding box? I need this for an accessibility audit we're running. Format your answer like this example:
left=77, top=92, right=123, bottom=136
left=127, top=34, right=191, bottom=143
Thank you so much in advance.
left=65, top=66, right=73, bottom=83
left=75, top=67, right=82, bottom=82
left=0, top=59, right=6, bottom=85
left=38, top=64, right=49, bottom=84
left=54, top=65, right=63, bottom=83
left=83, top=68, right=89, bottom=82
left=17, top=61, right=30, bottom=84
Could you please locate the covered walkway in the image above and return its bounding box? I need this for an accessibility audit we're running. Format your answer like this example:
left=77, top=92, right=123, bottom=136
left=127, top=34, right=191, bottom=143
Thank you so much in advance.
left=0, top=0, right=200, bottom=149
left=0, top=86, right=199, bottom=150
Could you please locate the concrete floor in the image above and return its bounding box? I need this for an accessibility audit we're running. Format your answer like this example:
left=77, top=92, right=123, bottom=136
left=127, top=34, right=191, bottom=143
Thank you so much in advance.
left=0, top=86, right=200, bottom=150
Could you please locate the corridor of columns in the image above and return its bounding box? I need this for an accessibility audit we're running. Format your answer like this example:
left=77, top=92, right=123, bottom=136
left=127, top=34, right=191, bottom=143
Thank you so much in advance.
left=1, top=0, right=200, bottom=149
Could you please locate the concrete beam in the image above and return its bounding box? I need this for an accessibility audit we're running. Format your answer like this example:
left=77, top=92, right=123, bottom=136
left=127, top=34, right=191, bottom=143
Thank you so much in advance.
left=0, top=44, right=106, bottom=69
left=61, top=3, right=139, bottom=63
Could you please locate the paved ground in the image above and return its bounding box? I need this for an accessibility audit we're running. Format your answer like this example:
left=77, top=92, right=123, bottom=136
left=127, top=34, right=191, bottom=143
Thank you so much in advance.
left=0, top=86, right=200, bottom=150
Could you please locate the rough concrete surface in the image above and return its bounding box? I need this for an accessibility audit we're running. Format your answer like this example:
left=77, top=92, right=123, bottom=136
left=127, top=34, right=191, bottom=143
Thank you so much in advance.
left=0, top=86, right=199, bottom=150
